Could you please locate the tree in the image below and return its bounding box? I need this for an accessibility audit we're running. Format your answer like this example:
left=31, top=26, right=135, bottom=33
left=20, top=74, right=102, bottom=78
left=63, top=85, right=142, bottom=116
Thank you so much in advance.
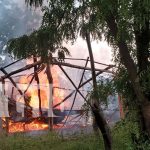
left=8, top=1, right=112, bottom=150
left=40, top=1, right=113, bottom=149
left=90, top=0, right=150, bottom=136
left=8, top=0, right=150, bottom=149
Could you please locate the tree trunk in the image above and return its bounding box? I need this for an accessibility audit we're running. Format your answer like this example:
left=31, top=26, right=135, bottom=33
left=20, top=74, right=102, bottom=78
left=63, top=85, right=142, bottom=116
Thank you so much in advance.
left=134, top=22, right=149, bottom=73
left=46, top=57, right=53, bottom=131
left=92, top=107, right=112, bottom=150
left=134, top=20, right=150, bottom=134
left=85, top=31, right=112, bottom=150
left=106, top=14, right=150, bottom=135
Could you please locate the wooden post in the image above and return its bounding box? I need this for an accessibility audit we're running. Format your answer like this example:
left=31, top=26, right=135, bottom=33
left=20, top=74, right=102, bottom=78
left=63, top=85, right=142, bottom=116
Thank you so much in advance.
left=46, top=56, right=53, bottom=131
left=33, top=57, right=42, bottom=116
left=2, top=79, right=10, bottom=135
left=5, top=118, right=9, bottom=134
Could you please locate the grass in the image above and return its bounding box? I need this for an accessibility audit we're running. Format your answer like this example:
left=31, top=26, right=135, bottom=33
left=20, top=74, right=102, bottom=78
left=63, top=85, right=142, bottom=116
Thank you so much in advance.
left=0, top=119, right=141, bottom=150
left=0, top=129, right=132, bottom=150
left=0, top=132, right=101, bottom=150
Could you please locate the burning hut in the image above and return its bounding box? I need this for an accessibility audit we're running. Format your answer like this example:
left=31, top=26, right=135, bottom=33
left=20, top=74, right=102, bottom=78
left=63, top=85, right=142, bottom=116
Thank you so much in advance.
left=0, top=56, right=114, bottom=134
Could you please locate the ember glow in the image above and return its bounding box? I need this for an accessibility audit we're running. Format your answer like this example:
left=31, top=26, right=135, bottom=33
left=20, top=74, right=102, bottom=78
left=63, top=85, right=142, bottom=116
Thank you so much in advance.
left=9, top=64, right=65, bottom=133
left=9, top=120, right=48, bottom=133
left=18, top=66, right=64, bottom=109
left=9, top=120, right=63, bottom=133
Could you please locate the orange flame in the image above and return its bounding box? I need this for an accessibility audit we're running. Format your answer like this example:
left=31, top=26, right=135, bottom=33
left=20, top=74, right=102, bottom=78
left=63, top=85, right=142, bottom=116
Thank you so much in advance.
left=9, top=120, right=48, bottom=133
left=18, top=66, right=64, bottom=109
left=9, top=62, right=65, bottom=133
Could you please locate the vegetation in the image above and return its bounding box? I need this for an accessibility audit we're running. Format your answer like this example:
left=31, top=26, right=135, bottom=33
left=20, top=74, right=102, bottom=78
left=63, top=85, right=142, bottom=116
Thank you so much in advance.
left=0, top=125, right=138, bottom=150
left=3, top=0, right=150, bottom=150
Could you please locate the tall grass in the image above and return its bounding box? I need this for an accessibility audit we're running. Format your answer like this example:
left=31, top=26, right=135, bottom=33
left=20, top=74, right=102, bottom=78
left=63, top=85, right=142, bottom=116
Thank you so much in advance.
left=0, top=132, right=103, bottom=150
left=0, top=123, right=136, bottom=150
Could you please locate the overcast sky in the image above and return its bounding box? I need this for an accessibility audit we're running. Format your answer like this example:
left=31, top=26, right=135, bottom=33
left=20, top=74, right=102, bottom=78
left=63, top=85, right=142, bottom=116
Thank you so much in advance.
left=0, top=0, right=113, bottom=68
left=0, top=0, right=114, bottom=109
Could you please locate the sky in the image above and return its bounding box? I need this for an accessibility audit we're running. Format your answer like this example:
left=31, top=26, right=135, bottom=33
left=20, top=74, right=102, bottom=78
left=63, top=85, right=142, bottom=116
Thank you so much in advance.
left=65, top=38, right=113, bottom=68
left=0, top=0, right=113, bottom=68
left=0, top=0, right=115, bottom=110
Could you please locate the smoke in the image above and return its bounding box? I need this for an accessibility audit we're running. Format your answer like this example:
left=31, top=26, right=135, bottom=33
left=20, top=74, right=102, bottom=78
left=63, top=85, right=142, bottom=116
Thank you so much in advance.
left=0, top=0, right=42, bottom=53
left=64, top=37, right=112, bottom=67
left=0, top=0, right=42, bottom=71
left=0, top=0, right=112, bottom=66
left=0, top=0, right=113, bottom=111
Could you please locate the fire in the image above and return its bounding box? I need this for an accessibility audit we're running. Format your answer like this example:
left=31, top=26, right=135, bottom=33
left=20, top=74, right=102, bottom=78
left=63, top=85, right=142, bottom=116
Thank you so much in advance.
left=9, top=120, right=48, bottom=133
left=9, top=120, right=62, bottom=133
left=9, top=62, right=65, bottom=133
left=18, top=66, right=64, bottom=109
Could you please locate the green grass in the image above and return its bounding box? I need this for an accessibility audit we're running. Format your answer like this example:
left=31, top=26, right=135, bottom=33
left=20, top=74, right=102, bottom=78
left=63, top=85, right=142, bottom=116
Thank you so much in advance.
left=0, top=133, right=101, bottom=150
left=0, top=130, right=132, bottom=150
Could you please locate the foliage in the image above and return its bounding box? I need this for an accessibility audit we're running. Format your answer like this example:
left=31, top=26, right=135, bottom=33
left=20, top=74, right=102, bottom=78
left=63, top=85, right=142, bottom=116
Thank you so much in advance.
left=7, top=1, right=73, bottom=60
left=139, top=66, right=150, bottom=98
left=113, top=119, right=139, bottom=150
left=89, top=77, right=115, bottom=106
left=113, top=64, right=150, bottom=149
left=8, top=0, right=149, bottom=75
left=113, top=66, right=136, bottom=108
left=7, top=26, right=70, bottom=60
left=24, top=1, right=149, bottom=60
left=25, top=0, right=43, bottom=7
left=97, top=77, right=115, bottom=104
left=113, top=118, right=150, bottom=150
left=7, top=0, right=150, bottom=147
